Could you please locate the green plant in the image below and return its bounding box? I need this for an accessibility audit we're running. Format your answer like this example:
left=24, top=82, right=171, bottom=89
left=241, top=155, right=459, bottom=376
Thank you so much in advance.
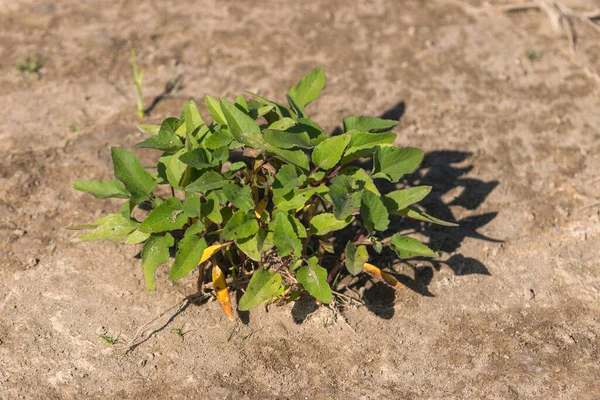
left=16, top=56, right=43, bottom=77
left=70, top=67, right=456, bottom=320
left=526, top=49, right=543, bottom=62
left=98, top=333, right=117, bottom=346
left=131, top=49, right=144, bottom=120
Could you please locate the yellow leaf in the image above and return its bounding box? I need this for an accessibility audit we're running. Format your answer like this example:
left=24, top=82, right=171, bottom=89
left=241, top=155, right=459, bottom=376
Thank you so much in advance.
left=255, top=198, right=268, bottom=218
left=199, top=243, right=229, bottom=265
left=363, top=263, right=404, bottom=289
left=212, top=264, right=234, bottom=320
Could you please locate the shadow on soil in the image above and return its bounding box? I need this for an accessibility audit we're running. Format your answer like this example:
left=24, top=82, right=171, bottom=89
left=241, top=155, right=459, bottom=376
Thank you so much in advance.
left=327, top=101, right=502, bottom=321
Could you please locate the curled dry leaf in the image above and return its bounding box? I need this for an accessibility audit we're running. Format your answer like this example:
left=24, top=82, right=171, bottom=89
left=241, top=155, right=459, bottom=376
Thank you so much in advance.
left=363, top=263, right=404, bottom=289
left=212, top=264, right=234, bottom=320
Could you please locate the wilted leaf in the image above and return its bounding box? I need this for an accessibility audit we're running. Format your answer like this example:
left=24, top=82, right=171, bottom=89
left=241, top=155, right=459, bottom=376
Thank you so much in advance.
left=394, top=206, right=459, bottom=227
left=363, top=263, right=404, bottom=289
left=212, top=264, right=234, bottom=320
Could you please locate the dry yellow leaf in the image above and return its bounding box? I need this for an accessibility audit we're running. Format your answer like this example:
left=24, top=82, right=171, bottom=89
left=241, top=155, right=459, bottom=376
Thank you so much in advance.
left=212, top=264, right=234, bottom=320
left=363, top=263, right=404, bottom=289
left=198, top=243, right=229, bottom=265
left=255, top=198, right=268, bottom=218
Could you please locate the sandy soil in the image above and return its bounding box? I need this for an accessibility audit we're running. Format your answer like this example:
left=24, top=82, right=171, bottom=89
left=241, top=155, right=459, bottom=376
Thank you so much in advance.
left=1, top=0, right=600, bottom=398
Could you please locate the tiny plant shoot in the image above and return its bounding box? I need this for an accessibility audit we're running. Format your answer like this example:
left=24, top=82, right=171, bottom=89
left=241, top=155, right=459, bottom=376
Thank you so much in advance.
left=70, top=67, right=457, bottom=320
left=131, top=49, right=144, bottom=120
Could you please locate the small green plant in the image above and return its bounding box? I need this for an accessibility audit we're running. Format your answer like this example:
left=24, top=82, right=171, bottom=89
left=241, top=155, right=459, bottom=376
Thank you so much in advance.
left=98, top=333, right=117, bottom=346
left=526, top=49, right=543, bottom=62
left=16, top=56, right=43, bottom=77
left=70, top=67, right=456, bottom=320
left=170, top=327, right=185, bottom=340
left=131, top=49, right=144, bottom=120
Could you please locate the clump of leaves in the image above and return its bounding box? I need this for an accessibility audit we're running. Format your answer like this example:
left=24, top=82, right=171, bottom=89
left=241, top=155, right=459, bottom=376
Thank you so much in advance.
left=526, top=49, right=543, bottom=62
left=70, top=67, right=456, bottom=320
left=16, top=56, right=43, bottom=78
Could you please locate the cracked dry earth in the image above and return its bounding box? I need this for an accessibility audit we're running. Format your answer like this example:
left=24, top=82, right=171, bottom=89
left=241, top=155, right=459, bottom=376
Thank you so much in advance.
left=1, top=0, right=600, bottom=399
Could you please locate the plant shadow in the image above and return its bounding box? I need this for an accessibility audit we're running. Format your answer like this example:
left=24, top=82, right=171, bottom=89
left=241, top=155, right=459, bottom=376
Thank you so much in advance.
left=332, top=101, right=501, bottom=319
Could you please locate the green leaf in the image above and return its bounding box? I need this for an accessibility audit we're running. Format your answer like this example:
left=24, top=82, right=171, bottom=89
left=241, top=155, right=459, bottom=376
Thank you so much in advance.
left=343, top=116, right=398, bottom=133
left=185, top=171, right=229, bottom=193
left=268, top=118, right=297, bottom=130
left=205, top=95, right=227, bottom=125
left=74, top=214, right=139, bottom=242
left=179, top=148, right=218, bottom=169
left=263, top=129, right=312, bottom=149
left=296, top=257, right=332, bottom=304
left=273, top=210, right=302, bottom=257
left=235, top=95, right=249, bottom=112
left=182, top=100, right=205, bottom=133
left=159, top=117, right=185, bottom=137
left=272, top=165, right=307, bottom=198
left=182, top=193, right=201, bottom=217
left=371, top=147, right=424, bottom=182
left=286, top=66, right=326, bottom=111
left=165, top=150, right=189, bottom=190
left=360, top=190, right=390, bottom=232
left=269, top=146, right=310, bottom=171
left=329, top=184, right=361, bottom=220
left=308, top=213, right=353, bottom=236
left=311, top=134, right=351, bottom=170
left=111, top=147, right=157, bottom=204
left=235, top=229, right=267, bottom=261
left=393, top=206, right=459, bottom=227
left=142, top=233, right=174, bottom=291
left=223, top=183, right=254, bottom=213
left=383, top=186, right=432, bottom=212
left=202, top=191, right=223, bottom=224
left=138, top=124, right=160, bottom=134
left=140, top=197, right=187, bottom=233
left=342, top=131, right=396, bottom=164
left=337, top=167, right=380, bottom=195
left=220, top=98, right=261, bottom=143
left=345, top=242, right=369, bottom=276
left=389, top=234, right=436, bottom=259
left=135, top=130, right=184, bottom=152
left=222, top=210, right=258, bottom=240
left=125, top=229, right=151, bottom=244
left=238, top=269, right=283, bottom=311
left=169, top=235, right=208, bottom=281
left=274, top=187, right=317, bottom=212
left=73, top=180, right=130, bottom=199
left=204, top=129, right=233, bottom=149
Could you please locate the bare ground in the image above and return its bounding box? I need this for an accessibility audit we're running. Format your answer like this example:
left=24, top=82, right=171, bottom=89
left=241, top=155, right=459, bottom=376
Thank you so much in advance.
left=1, top=0, right=600, bottom=398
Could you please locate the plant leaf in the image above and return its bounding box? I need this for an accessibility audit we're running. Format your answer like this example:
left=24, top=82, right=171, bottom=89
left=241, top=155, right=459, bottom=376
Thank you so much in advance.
left=393, top=206, right=459, bottom=227
left=135, top=130, right=184, bottom=152
left=272, top=165, right=307, bottom=198
left=383, top=186, right=432, bottom=212
left=238, top=269, right=283, bottom=311
left=72, top=180, right=130, bottom=199
left=140, top=197, right=187, bottom=233
left=185, top=171, right=229, bottom=193
left=182, top=193, right=201, bottom=218
left=73, top=214, right=139, bottom=242
left=168, top=235, right=208, bottom=281
left=179, top=148, right=218, bottom=169
left=311, top=134, right=351, bottom=170
left=273, top=210, right=302, bottom=257
left=212, top=264, right=234, bottom=320
left=343, top=116, right=398, bottom=133
left=111, top=147, right=157, bottom=204
left=329, top=183, right=361, bottom=220
left=286, top=66, right=326, bottom=111
left=360, top=190, right=390, bottom=233
left=183, top=100, right=204, bottom=133
left=263, top=129, right=312, bottom=149
left=308, top=213, right=353, bottom=236
left=363, top=263, right=404, bottom=289
left=124, top=229, right=151, bottom=244
left=223, top=183, right=254, bottom=213
left=371, top=147, right=424, bottom=182
left=142, top=233, right=174, bottom=292
left=389, top=234, right=436, bottom=259
left=345, top=242, right=369, bottom=276
left=220, top=98, right=261, bottom=143
left=235, top=230, right=266, bottom=261
left=205, top=95, right=227, bottom=125
left=222, top=210, right=258, bottom=240
left=296, top=257, right=332, bottom=304
left=201, top=191, right=223, bottom=224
